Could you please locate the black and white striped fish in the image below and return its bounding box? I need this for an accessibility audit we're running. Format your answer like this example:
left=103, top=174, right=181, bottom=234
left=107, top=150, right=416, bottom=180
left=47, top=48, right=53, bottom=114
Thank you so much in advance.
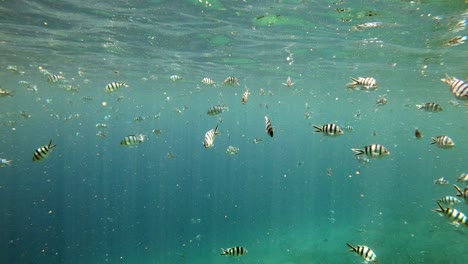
left=203, top=124, right=220, bottom=148
left=346, top=77, right=378, bottom=90
left=434, top=177, right=449, bottom=185
left=220, top=246, right=247, bottom=257
left=352, top=144, right=390, bottom=158
left=265, top=116, right=274, bottom=137
left=441, top=74, right=468, bottom=99
left=32, top=140, right=57, bottom=162
left=120, top=134, right=145, bottom=147
left=223, top=76, right=239, bottom=85
left=431, top=135, right=455, bottom=148
left=435, top=201, right=468, bottom=227
left=346, top=243, right=378, bottom=263
left=453, top=184, right=468, bottom=203
left=47, top=74, right=64, bottom=83
left=207, top=105, right=229, bottom=115
left=416, top=102, right=442, bottom=112
left=313, top=123, right=344, bottom=136
left=457, top=173, right=468, bottom=183
left=201, top=77, right=216, bottom=85
left=169, top=75, right=182, bottom=81
left=438, top=196, right=461, bottom=205
left=105, top=81, right=128, bottom=93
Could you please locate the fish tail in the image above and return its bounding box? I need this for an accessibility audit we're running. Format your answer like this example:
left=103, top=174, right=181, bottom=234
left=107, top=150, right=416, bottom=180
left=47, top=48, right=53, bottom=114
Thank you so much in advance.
left=346, top=243, right=356, bottom=252
left=346, top=77, right=360, bottom=88
left=415, top=104, right=423, bottom=109
left=351, top=148, right=364, bottom=156
left=453, top=184, right=463, bottom=197
left=435, top=201, right=444, bottom=213
left=430, top=137, right=437, bottom=144
left=313, top=125, right=322, bottom=133
left=220, top=248, right=227, bottom=255
left=48, top=140, right=57, bottom=149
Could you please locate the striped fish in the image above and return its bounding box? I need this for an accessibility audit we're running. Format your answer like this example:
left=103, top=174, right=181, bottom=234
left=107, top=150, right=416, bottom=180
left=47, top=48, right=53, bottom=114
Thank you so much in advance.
left=435, top=201, right=468, bottom=227
left=169, top=75, right=182, bottom=81
left=32, top=140, right=57, bottom=162
left=105, top=81, right=128, bottom=93
left=438, top=196, right=461, bottom=205
left=457, top=173, right=468, bottom=183
left=416, top=102, right=442, bottom=112
left=352, top=144, right=390, bottom=158
left=223, top=76, right=239, bottom=85
left=441, top=74, right=468, bottom=99
left=346, top=77, right=378, bottom=90
left=431, top=135, right=455, bottom=148
left=434, top=177, right=449, bottom=185
left=241, top=88, right=250, bottom=105
left=346, top=243, right=378, bottom=263
left=220, top=246, right=247, bottom=257
left=201, top=77, right=216, bottom=85
left=265, top=116, right=274, bottom=137
left=207, top=105, right=228, bottom=115
left=313, top=123, right=344, bottom=136
left=120, top=134, right=145, bottom=147
left=47, top=74, right=64, bottom=83
left=453, top=184, right=468, bottom=203
left=203, top=124, right=220, bottom=148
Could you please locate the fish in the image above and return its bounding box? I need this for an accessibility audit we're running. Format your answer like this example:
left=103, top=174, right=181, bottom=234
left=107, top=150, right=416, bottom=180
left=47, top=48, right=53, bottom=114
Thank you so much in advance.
left=47, top=74, right=64, bottom=83
left=434, top=201, right=468, bottom=227
left=343, top=125, right=354, bottom=131
left=134, top=116, right=145, bottom=122
left=105, top=81, right=128, bottom=93
left=351, top=144, right=390, bottom=158
left=220, top=246, right=247, bottom=257
left=434, top=177, right=449, bottom=185
left=226, top=145, right=239, bottom=155
left=223, top=76, right=239, bottom=85
left=346, top=243, right=378, bottom=263
left=441, top=74, right=468, bottom=99
left=346, top=77, right=378, bottom=90
left=169, top=75, right=183, bottom=81
left=32, top=140, right=57, bottom=162
left=453, top=184, right=468, bottom=202
left=0, top=88, right=14, bottom=97
left=282, top=76, right=295, bottom=87
left=438, top=196, right=461, bottom=205
left=0, top=158, right=12, bottom=168
left=241, top=88, right=250, bottom=105
left=81, top=96, right=93, bottom=101
left=313, top=123, right=344, bottom=136
left=457, top=173, right=468, bottom=183
left=120, top=134, right=145, bottom=147
left=265, top=116, right=274, bottom=137
left=201, top=77, right=216, bottom=85
left=375, top=95, right=387, bottom=106
left=203, top=124, right=220, bottom=148
left=431, top=135, right=455, bottom=148
left=415, top=103, right=442, bottom=112
left=415, top=128, right=422, bottom=139
left=443, top=35, right=467, bottom=47
left=207, top=105, right=229, bottom=115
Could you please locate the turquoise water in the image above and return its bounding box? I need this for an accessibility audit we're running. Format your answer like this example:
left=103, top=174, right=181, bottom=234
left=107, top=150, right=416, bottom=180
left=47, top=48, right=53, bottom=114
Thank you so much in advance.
left=1, top=0, right=467, bottom=263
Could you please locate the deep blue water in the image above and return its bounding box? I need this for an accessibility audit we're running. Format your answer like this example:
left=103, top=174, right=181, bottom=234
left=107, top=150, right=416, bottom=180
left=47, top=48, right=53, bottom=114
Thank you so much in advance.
left=0, top=0, right=468, bottom=263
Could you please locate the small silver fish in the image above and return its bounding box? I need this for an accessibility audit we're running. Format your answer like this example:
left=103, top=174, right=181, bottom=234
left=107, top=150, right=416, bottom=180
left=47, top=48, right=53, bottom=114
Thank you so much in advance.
left=434, top=177, right=449, bottom=185
left=241, top=88, right=250, bottom=105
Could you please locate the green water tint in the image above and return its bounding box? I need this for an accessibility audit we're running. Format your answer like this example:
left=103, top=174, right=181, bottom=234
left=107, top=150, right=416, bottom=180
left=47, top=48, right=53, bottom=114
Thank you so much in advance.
left=197, top=33, right=230, bottom=46
left=186, top=0, right=223, bottom=9
left=253, top=14, right=310, bottom=27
